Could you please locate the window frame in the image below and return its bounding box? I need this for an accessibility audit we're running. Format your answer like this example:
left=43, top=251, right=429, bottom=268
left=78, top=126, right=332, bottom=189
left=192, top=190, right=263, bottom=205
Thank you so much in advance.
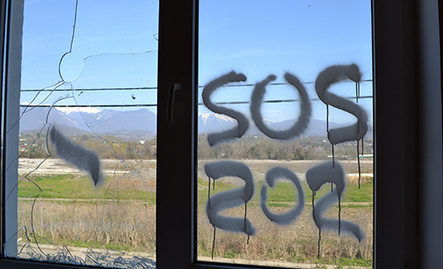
left=0, top=0, right=442, bottom=268
left=372, top=0, right=420, bottom=267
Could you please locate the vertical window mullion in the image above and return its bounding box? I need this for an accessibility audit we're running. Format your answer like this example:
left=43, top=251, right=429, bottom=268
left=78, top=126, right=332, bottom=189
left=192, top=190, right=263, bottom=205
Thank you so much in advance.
left=157, top=0, right=197, bottom=268
left=373, top=0, right=419, bottom=268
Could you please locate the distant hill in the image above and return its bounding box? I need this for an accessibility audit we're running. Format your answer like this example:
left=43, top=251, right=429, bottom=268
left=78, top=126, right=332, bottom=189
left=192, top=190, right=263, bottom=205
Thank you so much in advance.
left=18, top=108, right=372, bottom=140
left=197, top=113, right=373, bottom=139
left=19, top=106, right=85, bottom=132
left=19, top=107, right=157, bottom=139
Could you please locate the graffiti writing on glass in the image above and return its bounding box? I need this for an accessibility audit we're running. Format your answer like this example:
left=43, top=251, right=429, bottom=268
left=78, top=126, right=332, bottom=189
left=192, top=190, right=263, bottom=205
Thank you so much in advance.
left=202, top=64, right=368, bottom=259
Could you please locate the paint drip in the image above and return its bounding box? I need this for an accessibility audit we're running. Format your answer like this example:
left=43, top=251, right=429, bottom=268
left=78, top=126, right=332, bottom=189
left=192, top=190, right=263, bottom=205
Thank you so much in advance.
left=211, top=226, right=216, bottom=259
left=338, top=194, right=341, bottom=235
left=208, top=177, right=211, bottom=206
left=357, top=140, right=361, bottom=189
left=244, top=203, right=250, bottom=244
left=312, top=191, right=321, bottom=258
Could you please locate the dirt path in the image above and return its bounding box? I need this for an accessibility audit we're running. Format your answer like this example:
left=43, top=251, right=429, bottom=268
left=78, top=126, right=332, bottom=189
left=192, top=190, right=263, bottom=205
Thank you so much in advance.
left=16, top=242, right=156, bottom=268
left=18, top=158, right=156, bottom=175
left=17, top=243, right=369, bottom=269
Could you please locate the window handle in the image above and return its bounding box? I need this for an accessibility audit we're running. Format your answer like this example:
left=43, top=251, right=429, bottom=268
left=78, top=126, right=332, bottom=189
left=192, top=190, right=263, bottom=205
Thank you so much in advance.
left=167, top=82, right=183, bottom=122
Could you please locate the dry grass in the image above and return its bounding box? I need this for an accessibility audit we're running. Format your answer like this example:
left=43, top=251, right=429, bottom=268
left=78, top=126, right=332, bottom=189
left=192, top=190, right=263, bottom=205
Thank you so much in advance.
left=17, top=199, right=156, bottom=253
left=198, top=204, right=373, bottom=266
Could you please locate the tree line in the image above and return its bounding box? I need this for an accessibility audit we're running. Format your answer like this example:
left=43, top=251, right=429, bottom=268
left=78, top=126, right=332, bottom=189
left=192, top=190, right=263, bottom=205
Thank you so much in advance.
left=198, top=134, right=373, bottom=160
left=18, top=132, right=373, bottom=161
left=18, top=133, right=156, bottom=159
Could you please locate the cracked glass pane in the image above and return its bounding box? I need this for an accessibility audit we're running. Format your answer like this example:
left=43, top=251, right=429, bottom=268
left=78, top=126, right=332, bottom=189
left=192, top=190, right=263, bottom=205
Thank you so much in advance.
left=197, top=1, right=373, bottom=267
left=9, top=1, right=158, bottom=267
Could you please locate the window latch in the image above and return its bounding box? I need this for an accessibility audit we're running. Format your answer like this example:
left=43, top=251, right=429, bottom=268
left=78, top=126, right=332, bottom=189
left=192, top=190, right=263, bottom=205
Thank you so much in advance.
left=167, top=82, right=183, bottom=122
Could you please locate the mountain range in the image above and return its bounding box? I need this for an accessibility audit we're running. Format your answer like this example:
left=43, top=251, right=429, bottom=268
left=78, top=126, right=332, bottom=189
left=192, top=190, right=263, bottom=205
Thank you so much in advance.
left=19, top=107, right=157, bottom=140
left=18, top=107, right=372, bottom=140
left=196, top=112, right=373, bottom=138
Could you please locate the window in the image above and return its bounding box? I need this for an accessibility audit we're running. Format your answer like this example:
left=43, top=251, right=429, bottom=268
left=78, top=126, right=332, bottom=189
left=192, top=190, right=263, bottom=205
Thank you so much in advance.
left=3, top=0, right=158, bottom=267
left=197, top=1, right=373, bottom=267
left=1, top=0, right=442, bottom=268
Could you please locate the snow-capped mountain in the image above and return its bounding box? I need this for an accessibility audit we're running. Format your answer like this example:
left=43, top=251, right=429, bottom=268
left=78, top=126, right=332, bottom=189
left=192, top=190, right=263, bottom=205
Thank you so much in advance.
left=19, top=106, right=85, bottom=132
left=197, top=113, right=329, bottom=137
left=197, top=113, right=237, bottom=133
left=19, top=107, right=157, bottom=138
left=18, top=108, right=372, bottom=140
left=197, top=113, right=373, bottom=138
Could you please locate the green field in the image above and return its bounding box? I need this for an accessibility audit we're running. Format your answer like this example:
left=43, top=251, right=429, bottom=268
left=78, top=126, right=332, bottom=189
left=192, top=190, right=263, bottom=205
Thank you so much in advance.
left=19, top=174, right=372, bottom=205
left=18, top=174, right=156, bottom=202
left=197, top=176, right=373, bottom=207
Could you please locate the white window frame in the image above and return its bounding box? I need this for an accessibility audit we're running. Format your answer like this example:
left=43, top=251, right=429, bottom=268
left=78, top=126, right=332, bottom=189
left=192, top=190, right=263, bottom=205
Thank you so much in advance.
left=0, top=0, right=442, bottom=268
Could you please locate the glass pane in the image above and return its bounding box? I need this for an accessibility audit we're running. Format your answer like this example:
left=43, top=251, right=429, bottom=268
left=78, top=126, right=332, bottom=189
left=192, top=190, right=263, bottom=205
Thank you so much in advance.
left=198, top=1, right=373, bottom=267
left=9, top=1, right=158, bottom=267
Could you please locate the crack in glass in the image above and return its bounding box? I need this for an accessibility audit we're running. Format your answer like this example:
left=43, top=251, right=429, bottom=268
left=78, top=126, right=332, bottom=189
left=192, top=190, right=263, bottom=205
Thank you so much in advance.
left=12, top=0, right=158, bottom=267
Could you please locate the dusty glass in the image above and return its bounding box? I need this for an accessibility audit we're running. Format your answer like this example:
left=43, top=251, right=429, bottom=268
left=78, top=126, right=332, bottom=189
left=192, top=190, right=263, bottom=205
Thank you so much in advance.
left=9, top=1, right=158, bottom=267
left=197, top=1, right=373, bottom=267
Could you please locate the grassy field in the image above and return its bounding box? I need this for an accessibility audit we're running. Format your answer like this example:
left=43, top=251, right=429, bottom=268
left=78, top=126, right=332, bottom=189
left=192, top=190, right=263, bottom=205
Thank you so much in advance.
left=197, top=174, right=373, bottom=206
left=18, top=174, right=156, bottom=202
left=17, top=159, right=373, bottom=268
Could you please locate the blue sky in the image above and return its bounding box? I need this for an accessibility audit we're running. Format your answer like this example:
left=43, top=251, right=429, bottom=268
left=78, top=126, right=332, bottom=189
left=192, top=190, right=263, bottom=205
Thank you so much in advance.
left=21, top=0, right=159, bottom=112
left=199, top=0, right=372, bottom=83
left=198, top=0, right=372, bottom=124
left=21, top=0, right=372, bottom=124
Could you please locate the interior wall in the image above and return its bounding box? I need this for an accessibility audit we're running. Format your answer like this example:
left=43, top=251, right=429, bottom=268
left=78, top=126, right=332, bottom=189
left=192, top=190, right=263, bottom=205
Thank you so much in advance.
left=3, top=0, right=23, bottom=257
left=418, top=0, right=443, bottom=267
